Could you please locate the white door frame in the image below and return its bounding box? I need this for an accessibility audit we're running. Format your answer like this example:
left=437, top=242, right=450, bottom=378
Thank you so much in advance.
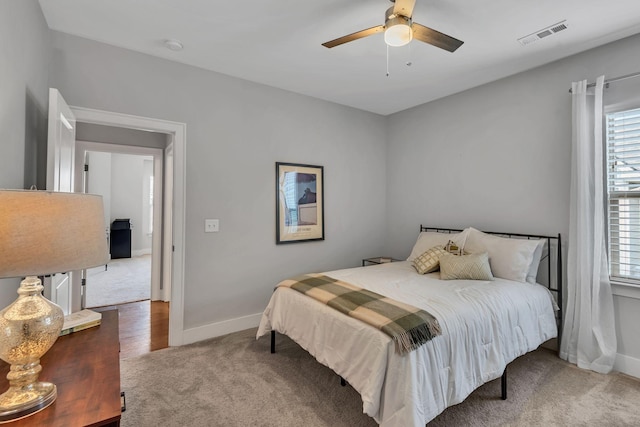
left=75, top=141, right=163, bottom=305
left=70, top=106, right=186, bottom=347
left=162, top=144, right=174, bottom=302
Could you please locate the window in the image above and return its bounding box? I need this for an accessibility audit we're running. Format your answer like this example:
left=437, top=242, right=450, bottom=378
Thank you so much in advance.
left=606, top=107, right=640, bottom=283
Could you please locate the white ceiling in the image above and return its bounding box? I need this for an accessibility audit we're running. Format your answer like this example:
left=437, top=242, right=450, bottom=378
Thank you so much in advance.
left=39, top=0, right=640, bottom=115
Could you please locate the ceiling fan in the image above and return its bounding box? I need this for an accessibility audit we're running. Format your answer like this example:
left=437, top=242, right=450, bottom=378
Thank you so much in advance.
left=322, top=0, right=463, bottom=52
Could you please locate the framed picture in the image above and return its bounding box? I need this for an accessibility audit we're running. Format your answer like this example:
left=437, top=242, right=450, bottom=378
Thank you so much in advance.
left=276, top=162, right=324, bottom=244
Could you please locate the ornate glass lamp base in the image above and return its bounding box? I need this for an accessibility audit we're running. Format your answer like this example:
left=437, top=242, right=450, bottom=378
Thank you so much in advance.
left=0, top=382, right=57, bottom=423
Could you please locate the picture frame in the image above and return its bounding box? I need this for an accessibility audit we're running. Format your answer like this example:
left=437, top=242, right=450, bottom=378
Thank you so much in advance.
left=276, top=162, right=324, bottom=244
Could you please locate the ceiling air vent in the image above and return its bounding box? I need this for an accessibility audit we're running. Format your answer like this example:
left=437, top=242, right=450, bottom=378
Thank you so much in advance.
left=517, top=20, right=568, bottom=46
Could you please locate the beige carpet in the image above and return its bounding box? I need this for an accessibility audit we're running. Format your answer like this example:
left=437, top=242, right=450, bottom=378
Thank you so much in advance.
left=86, top=254, right=151, bottom=307
left=120, top=328, right=640, bottom=427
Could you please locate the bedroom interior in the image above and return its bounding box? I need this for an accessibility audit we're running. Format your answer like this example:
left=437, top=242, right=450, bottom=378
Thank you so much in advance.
left=2, top=0, right=640, bottom=425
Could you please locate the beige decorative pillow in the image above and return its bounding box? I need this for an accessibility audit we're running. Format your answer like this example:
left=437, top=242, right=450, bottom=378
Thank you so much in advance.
left=444, top=240, right=463, bottom=256
left=406, top=229, right=470, bottom=261
left=439, top=252, right=494, bottom=281
left=413, top=246, right=448, bottom=274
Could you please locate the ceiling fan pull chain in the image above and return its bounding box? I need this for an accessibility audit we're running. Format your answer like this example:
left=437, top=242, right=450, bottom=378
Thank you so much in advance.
left=386, top=44, right=390, bottom=77
left=406, top=43, right=412, bottom=67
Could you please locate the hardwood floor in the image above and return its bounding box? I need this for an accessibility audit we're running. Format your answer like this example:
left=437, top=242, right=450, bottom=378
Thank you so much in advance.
left=95, top=300, right=169, bottom=359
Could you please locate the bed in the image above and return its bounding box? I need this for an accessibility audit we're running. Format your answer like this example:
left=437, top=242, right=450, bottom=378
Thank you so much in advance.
left=257, top=226, right=562, bottom=426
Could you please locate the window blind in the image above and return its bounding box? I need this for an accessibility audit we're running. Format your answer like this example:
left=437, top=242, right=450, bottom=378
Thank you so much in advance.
left=607, top=107, right=640, bottom=283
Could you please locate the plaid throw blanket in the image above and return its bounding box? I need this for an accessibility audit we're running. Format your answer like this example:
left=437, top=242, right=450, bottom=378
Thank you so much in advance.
left=277, top=274, right=442, bottom=354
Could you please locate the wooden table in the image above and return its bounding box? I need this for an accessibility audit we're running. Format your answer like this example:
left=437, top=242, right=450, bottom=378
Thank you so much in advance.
left=0, top=310, right=121, bottom=426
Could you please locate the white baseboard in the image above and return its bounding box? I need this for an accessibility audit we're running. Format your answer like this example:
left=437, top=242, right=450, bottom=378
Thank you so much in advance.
left=182, top=312, right=263, bottom=345
left=615, top=352, right=640, bottom=379
left=131, top=248, right=152, bottom=257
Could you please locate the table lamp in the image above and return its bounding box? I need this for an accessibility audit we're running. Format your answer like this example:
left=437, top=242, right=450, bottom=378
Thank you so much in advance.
left=0, top=190, right=109, bottom=421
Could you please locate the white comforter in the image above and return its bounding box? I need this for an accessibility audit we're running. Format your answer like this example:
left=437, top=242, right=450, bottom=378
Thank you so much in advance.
left=256, top=261, right=558, bottom=427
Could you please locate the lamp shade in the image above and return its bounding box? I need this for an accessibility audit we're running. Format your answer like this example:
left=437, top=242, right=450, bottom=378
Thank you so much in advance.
left=0, top=190, right=109, bottom=278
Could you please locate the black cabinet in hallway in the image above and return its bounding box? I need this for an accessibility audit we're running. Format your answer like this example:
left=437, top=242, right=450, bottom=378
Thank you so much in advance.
left=110, top=218, right=131, bottom=259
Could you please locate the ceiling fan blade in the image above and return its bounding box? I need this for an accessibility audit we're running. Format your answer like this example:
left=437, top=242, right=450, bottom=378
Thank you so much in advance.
left=322, top=25, right=385, bottom=48
left=393, top=0, right=416, bottom=17
left=411, top=23, right=464, bottom=52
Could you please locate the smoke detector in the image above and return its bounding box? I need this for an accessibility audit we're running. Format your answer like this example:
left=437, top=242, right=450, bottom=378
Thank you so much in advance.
left=164, top=39, right=184, bottom=51
left=518, top=20, right=567, bottom=46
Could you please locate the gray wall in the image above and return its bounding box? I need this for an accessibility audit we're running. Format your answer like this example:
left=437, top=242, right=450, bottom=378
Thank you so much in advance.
left=49, top=32, right=388, bottom=329
left=0, top=0, right=51, bottom=304
left=386, top=33, right=640, bottom=369
left=3, top=1, right=639, bottom=372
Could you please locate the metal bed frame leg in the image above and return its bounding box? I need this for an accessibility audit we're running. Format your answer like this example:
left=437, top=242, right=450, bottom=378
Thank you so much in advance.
left=271, top=330, right=346, bottom=387
left=501, top=367, right=507, bottom=400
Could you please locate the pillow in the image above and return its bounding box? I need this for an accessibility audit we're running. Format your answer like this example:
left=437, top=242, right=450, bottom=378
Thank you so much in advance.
left=439, top=252, right=494, bottom=281
left=463, top=228, right=539, bottom=283
left=444, top=240, right=463, bottom=256
left=413, top=246, right=448, bottom=274
left=407, top=229, right=469, bottom=261
left=526, top=239, right=546, bottom=284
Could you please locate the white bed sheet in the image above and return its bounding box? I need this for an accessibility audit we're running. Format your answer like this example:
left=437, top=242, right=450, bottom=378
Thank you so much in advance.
left=256, top=261, right=558, bottom=427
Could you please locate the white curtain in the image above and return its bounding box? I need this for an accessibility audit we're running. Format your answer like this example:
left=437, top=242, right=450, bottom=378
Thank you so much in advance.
left=560, top=76, right=617, bottom=374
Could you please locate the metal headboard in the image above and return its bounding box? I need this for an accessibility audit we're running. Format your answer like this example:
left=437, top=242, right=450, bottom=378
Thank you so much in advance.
left=420, top=225, right=563, bottom=340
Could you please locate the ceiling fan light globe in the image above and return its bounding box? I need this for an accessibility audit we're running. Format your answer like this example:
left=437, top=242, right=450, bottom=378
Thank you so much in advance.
left=384, top=22, right=413, bottom=47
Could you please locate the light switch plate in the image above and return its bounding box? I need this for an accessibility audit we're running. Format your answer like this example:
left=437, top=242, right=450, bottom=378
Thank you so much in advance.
left=205, top=219, right=219, bottom=233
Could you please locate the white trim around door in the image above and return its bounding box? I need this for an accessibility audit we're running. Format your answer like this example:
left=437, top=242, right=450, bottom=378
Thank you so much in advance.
left=70, top=106, right=187, bottom=347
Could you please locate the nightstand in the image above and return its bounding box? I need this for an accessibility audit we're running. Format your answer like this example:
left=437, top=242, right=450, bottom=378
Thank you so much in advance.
left=362, top=257, right=401, bottom=266
left=0, top=310, right=122, bottom=426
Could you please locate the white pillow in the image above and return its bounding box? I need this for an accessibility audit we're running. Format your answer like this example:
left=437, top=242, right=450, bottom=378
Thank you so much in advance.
left=407, top=229, right=470, bottom=262
left=526, top=239, right=546, bottom=284
left=463, top=228, right=539, bottom=283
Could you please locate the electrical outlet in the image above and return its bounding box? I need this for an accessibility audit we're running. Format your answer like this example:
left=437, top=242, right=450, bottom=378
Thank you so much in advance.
left=205, top=219, right=219, bottom=233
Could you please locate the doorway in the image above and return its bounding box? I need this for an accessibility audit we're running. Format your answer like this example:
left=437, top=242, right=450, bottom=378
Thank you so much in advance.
left=76, top=139, right=167, bottom=355
left=71, top=106, right=186, bottom=348
left=83, top=150, right=156, bottom=308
